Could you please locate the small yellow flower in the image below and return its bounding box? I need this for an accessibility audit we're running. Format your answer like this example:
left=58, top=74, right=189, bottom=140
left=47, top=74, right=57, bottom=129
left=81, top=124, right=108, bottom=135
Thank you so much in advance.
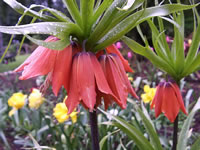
left=141, top=85, right=156, bottom=103
left=8, top=92, right=27, bottom=116
left=53, top=102, right=78, bottom=123
left=127, top=73, right=133, bottom=81
left=28, top=88, right=45, bottom=109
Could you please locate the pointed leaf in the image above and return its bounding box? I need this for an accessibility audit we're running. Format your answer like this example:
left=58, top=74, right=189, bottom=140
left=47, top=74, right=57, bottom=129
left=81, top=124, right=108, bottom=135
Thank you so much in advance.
left=3, top=0, right=57, bottom=21
left=30, top=4, right=71, bottom=22
left=25, top=35, right=69, bottom=50
left=94, top=4, right=197, bottom=50
left=62, top=0, right=82, bottom=27
left=100, top=129, right=120, bottom=150
left=81, top=0, right=94, bottom=36
left=177, top=98, right=200, bottom=150
left=122, top=36, right=177, bottom=77
left=0, top=22, right=77, bottom=38
left=183, top=23, right=200, bottom=76
left=92, top=0, right=113, bottom=27
left=0, top=22, right=83, bottom=50
left=128, top=99, right=163, bottom=150
left=99, top=108, right=154, bottom=150
left=87, top=0, right=124, bottom=46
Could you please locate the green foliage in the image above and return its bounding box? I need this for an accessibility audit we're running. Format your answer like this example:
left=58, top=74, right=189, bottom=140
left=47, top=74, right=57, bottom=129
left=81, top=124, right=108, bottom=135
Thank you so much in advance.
left=0, top=54, right=30, bottom=72
left=123, top=3, right=200, bottom=81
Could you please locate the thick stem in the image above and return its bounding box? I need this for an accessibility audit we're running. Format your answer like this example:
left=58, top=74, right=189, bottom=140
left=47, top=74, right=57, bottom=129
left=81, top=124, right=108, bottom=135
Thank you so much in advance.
left=172, top=115, right=179, bottom=150
left=89, top=110, right=100, bottom=150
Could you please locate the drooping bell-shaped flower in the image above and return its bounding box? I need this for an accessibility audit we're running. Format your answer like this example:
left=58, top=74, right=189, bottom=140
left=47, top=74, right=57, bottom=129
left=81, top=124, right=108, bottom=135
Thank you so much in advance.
left=98, top=53, right=138, bottom=109
left=151, top=81, right=187, bottom=122
left=65, top=52, right=120, bottom=114
left=15, top=36, right=72, bottom=96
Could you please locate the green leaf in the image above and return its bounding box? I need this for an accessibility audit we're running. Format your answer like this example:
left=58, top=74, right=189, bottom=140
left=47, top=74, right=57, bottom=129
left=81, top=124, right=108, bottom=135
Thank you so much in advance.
left=100, top=129, right=120, bottom=150
left=128, top=99, right=163, bottom=150
left=62, top=0, right=82, bottom=27
left=0, top=130, right=11, bottom=149
left=89, top=0, right=144, bottom=51
left=30, top=4, right=71, bottom=22
left=182, top=23, right=200, bottom=76
left=3, top=0, right=58, bottom=21
left=81, top=0, right=95, bottom=37
left=92, top=0, right=113, bottom=27
left=94, top=4, right=196, bottom=51
left=87, top=0, right=125, bottom=48
left=99, top=108, right=154, bottom=150
left=122, top=36, right=177, bottom=77
left=0, top=22, right=73, bottom=38
left=191, top=136, right=200, bottom=150
left=147, top=19, right=173, bottom=64
left=177, top=98, right=200, bottom=150
left=0, top=22, right=83, bottom=50
left=172, top=11, right=185, bottom=76
left=25, top=35, right=69, bottom=50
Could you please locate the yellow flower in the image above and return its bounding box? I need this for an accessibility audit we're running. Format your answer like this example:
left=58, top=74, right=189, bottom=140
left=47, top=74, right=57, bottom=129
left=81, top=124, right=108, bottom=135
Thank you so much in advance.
left=141, top=85, right=156, bottom=103
left=127, top=73, right=133, bottom=81
left=53, top=102, right=78, bottom=123
left=28, top=88, right=45, bottom=109
left=8, top=92, right=27, bottom=116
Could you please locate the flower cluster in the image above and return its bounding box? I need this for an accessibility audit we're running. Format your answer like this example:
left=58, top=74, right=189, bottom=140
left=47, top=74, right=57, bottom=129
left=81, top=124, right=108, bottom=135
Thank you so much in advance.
left=15, top=37, right=138, bottom=114
left=8, top=88, right=44, bottom=116
left=141, top=85, right=156, bottom=104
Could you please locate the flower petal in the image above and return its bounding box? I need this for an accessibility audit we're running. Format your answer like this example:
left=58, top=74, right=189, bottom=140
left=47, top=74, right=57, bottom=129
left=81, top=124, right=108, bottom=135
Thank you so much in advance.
left=110, top=54, right=138, bottom=99
left=100, top=55, right=127, bottom=108
left=19, top=49, right=57, bottom=80
left=52, top=45, right=72, bottom=96
left=171, top=83, right=187, bottom=115
left=152, top=84, right=163, bottom=118
left=162, top=83, right=180, bottom=122
left=106, top=44, right=133, bottom=72
left=65, top=54, right=81, bottom=114
left=15, top=36, right=58, bottom=73
left=77, top=52, right=96, bottom=111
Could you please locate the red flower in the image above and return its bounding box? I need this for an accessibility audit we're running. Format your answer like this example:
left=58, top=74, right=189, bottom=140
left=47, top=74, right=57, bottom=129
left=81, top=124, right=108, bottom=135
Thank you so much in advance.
left=15, top=36, right=72, bottom=96
left=98, top=53, right=138, bottom=109
left=65, top=52, right=120, bottom=114
left=106, top=44, right=133, bottom=72
left=151, top=81, right=187, bottom=122
left=96, top=44, right=133, bottom=72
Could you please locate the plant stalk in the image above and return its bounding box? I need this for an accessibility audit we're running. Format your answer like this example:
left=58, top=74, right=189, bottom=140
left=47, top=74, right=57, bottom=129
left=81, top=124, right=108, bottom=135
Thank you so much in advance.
left=89, top=110, right=100, bottom=150
left=172, top=115, right=179, bottom=150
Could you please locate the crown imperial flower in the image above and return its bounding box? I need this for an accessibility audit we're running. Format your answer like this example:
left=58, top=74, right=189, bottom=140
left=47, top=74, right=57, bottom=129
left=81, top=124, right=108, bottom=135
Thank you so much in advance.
left=151, top=81, right=187, bottom=122
left=15, top=36, right=138, bottom=113
left=98, top=53, right=138, bottom=109
left=15, top=36, right=73, bottom=96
